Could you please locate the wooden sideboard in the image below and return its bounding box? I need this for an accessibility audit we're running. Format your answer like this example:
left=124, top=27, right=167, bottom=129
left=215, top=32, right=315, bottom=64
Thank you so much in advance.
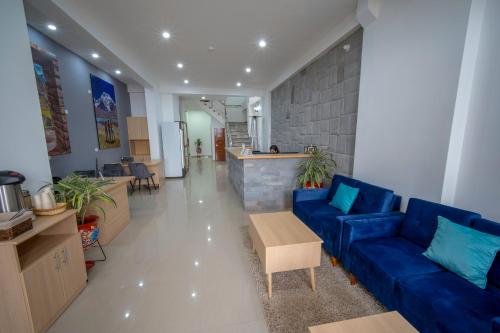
left=0, top=210, right=86, bottom=333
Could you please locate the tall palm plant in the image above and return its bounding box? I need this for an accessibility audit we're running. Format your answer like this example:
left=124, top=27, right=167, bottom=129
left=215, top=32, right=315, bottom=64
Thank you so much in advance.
left=297, top=150, right=337, bottom=188
left=52, top=174, right=116, bottom=224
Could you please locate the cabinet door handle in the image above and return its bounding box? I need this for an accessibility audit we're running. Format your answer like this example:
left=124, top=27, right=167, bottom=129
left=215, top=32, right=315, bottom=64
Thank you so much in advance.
left=54, top=253, right=61, bottom=270
left=62, top=247, right=69, bottom=264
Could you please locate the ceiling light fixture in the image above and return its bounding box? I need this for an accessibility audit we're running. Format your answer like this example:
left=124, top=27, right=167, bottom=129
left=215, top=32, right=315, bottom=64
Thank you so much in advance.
left=184, top=79, right=189, bottom=84
left=245, top=67, right=252, bottom=73
left=201, top=96, right=206, bottom=99
left=91, top=53, right=99, bottom=59
left=162, top=31, right=171, bottom=39
left=47, top=24, right=57, bottom=31
left=177, top=63, right=184, bottom=69
left=258, top=39, right=267, bottom=48
left=208, top=46, right=215, bottom=51
left=115, top=69, right=121, bottom=75
left=236, top=82, right=242, bottom=87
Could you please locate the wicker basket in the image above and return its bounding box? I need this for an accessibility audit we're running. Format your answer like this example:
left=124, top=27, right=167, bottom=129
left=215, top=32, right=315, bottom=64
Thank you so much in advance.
left=0, top=213, right=33, bottom=241
left=33, top=202, right=67, bottom=216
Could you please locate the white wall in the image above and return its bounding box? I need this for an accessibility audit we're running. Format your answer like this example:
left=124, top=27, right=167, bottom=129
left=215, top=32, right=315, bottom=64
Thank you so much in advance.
left=0, top=0, right=53, bottom=193
left=129, top=92, right=147, bottom=116
left=453, top=0, right=500, bottom=221
left=353, top=0, right=471, bottom=209
left=226, top=105, right=247, bottom=122
left=144, top=88, right=162, bottom=159
left=186, top=111, right=212, bottom=157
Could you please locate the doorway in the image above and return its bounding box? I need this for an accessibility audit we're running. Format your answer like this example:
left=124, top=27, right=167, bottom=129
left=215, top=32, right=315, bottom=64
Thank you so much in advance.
left=214, top=128, right=226, bottom=161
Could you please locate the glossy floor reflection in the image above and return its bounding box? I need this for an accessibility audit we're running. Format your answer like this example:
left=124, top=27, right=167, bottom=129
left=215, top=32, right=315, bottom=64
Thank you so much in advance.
left=48, top=158, right=268, bottom=333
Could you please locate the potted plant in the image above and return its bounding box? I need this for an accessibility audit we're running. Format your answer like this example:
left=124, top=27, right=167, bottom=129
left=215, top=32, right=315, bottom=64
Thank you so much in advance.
left=195, top=138, right=202, bottom=155
left=53, top=174, right=116, bottom=248
left=297, top=150, right=337, bottom=189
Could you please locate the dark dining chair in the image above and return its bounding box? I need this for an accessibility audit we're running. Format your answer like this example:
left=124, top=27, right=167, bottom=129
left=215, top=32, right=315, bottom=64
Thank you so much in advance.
left=74, top=170, right=97, bottom=178
left=102, top=163, right=126, bottom=177
left=128, top=163, right=158, bottom=195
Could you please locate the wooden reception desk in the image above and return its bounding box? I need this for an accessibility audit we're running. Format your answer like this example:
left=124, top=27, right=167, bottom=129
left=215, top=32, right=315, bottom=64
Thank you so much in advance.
left=87, top=176, right=134, bottom=245
left=121, top=159, right=165, bottom=188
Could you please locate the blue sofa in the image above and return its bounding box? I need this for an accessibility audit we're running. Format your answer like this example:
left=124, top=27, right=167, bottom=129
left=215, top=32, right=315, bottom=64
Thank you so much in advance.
left=342, top=198, right=500, bottom=333
left=292, top=174, right=400, bottom=263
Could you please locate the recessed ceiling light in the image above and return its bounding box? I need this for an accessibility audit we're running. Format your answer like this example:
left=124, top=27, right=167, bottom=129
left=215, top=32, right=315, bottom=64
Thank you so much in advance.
left=191, top=292, right=197, bottom=298
left=138, top=281, right=144, bottom=287
left=236, top=82, right=242, bottom=87
left=207, top=225, right=211, bottom=230
left=177, top=63, right=184, bottom=69
left=208, top=46, right=215, bottom=51
left=47, top=24, right=57, bottom=31
left=245, top=67, right=252, bottom=73
left=115, top=69, right=121, bottom=75
left=162, top=31, right=171, bottom=39
left=91, top=53, right=99, bottom=59
left=258, top=39, right=267, bottom=48
left=201, top=96, right=206, bottom=99
left=184, top=79, right=189, bottom=84
left=124, top=312, right=130, bottom=319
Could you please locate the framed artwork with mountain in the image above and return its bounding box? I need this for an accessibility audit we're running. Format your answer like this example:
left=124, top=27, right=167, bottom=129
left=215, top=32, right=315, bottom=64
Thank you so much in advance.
left=90, top=74, right=121, bottom=149
left=30, top=43, right=71, bottom=156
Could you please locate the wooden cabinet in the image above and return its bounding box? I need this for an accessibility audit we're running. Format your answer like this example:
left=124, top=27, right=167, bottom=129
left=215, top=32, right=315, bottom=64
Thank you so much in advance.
left=59, top=235, right=87, bottom=303
left=127, top=117, right=151, bottom=160
left=0, top=211, right=87, bottom=333
left=126, top=117, right=149, bottom=140
left=22, top=247, right=66, bottom=333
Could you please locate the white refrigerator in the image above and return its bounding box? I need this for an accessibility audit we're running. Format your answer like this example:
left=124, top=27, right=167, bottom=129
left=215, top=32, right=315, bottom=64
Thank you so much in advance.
left=161, top=121, right=189, bottom=177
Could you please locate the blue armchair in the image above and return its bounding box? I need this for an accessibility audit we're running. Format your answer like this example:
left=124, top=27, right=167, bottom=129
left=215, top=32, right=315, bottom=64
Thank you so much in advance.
left=342, top=198, right=500, bottom=333
left=292, top=174, right=400, bottom=265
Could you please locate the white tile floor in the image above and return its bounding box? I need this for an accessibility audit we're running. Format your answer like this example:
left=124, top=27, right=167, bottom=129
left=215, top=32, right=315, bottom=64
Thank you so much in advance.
left=48, top=158, right=268, bottom=333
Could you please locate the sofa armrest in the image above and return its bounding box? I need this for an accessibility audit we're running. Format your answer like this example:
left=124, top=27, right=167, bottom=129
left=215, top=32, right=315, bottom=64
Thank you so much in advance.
left=493, top=317, right=500, bottom=333
left=340, top=213, right=405, bottom=271
left=293, top=188, right=329, bottom=203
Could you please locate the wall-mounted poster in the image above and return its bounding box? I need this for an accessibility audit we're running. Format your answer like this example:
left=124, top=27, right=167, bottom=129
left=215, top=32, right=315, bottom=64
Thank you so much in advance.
left=30, top=43, right=71, bottom=156
left=90, top=74, right=121, bottom=149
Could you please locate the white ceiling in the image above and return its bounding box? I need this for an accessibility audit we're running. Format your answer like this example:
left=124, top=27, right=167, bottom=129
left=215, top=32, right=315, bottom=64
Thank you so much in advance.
left=24, top=0, right=356, bottom=92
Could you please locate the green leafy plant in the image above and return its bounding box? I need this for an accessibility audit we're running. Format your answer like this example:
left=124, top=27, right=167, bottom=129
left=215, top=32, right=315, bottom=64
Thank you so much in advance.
left=297, top=150, right=337, bottom=188
left=195, top=138, right=202, bottom=147
left=52, top=174, right=116, bottom=224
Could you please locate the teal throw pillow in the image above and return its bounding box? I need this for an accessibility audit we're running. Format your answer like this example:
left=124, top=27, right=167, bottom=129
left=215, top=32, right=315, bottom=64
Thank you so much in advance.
left=423, top=216, right=500, bottom=289
left=329, top=183, right=359, bottom=214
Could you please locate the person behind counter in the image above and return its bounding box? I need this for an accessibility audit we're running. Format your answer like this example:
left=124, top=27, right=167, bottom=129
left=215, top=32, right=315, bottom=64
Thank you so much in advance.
left=270, top=145, right=280, bottom=154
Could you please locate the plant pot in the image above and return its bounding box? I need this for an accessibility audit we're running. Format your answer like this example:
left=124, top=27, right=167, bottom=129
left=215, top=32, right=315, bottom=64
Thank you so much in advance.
left=304, top=181, right=323, bottom=189
left=78, top=218, right=100, bottom=249
left=196, top=147, right=202, bottom=154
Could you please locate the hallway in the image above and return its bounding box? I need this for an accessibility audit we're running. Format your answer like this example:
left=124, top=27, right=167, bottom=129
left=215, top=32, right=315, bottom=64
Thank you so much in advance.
left=48, top=158, right=267, bottom=333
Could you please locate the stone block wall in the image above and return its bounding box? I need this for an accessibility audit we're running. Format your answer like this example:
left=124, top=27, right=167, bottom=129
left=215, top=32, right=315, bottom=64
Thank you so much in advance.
left=271, top=28, right=363, bottom=175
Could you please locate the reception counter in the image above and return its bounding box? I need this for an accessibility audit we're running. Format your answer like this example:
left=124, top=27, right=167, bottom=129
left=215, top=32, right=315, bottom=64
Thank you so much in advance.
left=226, top=148, right=310, bottom=211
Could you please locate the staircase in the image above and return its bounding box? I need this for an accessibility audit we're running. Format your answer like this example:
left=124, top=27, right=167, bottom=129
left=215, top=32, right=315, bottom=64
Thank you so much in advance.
left=227, top=122, right=251, bottom=147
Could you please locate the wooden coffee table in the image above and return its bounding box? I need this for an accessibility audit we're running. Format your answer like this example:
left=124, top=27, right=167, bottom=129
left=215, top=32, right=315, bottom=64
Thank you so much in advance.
left=249, top=211, right=323, bottom=297
left=308, top=312, right=418, bottom=333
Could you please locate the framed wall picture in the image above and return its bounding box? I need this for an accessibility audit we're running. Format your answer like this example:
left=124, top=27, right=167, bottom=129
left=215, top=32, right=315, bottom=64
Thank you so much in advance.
left=304, top=145, right=317, bottom=154
left=90, top=74, right=121, bottom=149
left=30, top=43, right=71, bottom=156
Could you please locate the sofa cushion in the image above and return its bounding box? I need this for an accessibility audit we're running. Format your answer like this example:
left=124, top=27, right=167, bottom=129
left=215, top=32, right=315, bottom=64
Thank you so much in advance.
left=472, top=218, right=500, bottom=290
left=327, top=174, right=357, bottom=201
left=349, top=237, right=443, bottom=309
left=330, top=183, right=359, bottom=214
left=423, top=216, right=500, bottom=289
left=350, top=180, right=394, bottom=214
left=396, top=271, right=500, bottom=333
left=400, top=198, right=480, bottom=248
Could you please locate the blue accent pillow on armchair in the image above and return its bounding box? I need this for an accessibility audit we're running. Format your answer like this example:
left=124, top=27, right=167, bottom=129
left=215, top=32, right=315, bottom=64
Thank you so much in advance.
left=329, top=183, right=359, bottom=214
left=423, top=216, right=500, bottom=289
